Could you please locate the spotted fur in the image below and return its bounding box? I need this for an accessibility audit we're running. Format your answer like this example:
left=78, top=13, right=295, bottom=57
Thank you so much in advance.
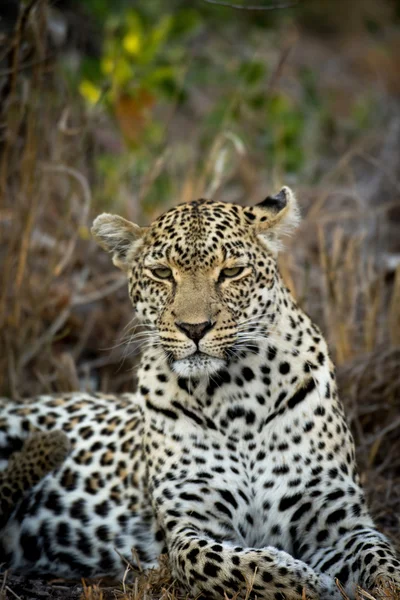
left=0, top=188, right=399, bottom=599
left=0, top=430, right=70, bottom=528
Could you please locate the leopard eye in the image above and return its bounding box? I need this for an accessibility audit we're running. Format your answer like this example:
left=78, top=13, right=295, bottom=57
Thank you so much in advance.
left=221, top=266, right=245, bottom=279
left=152, top=267, right=173, bottom=280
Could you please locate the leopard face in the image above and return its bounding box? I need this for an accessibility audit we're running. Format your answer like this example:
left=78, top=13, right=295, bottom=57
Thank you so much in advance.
left=92, top=187, right=299, bottom=377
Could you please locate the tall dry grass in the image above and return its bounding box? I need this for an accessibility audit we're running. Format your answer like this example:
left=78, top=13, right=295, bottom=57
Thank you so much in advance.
left=0, top=1, right=400, bottom=597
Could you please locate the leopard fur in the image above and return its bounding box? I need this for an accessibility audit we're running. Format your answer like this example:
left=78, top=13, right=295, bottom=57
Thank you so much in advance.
left=0, top=430, right=70, bottom=528
left=0, top=188, right=399, bottom=600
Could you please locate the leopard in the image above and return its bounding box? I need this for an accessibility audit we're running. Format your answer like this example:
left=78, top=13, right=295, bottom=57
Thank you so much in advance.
left=0, top=187, right=399, bottom=600
left=0, top=430, right=70, bottom=528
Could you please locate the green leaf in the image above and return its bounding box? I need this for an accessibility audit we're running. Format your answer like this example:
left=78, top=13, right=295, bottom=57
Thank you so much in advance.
left=238, top=60, right=267, bottom=86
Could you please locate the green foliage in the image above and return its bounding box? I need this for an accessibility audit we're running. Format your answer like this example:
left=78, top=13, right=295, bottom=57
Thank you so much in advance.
left=199, top=54, right=309, bottom=174
left=264, top=93, right=305, bottom=173
left=78, top=6, right=201, bottom=148
left=70, top=0, right=378, bottom=209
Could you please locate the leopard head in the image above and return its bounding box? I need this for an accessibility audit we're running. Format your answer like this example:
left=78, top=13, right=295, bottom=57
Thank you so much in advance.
left=92, top=187, right=300, bottom=377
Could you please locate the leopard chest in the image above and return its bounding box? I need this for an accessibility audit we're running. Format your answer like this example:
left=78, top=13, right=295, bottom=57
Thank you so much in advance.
left=145, top=421, right=319, bottom=553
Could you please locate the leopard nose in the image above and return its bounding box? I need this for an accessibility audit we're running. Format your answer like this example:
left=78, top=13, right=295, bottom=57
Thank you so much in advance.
left=176, top=321, right=215, bottom=343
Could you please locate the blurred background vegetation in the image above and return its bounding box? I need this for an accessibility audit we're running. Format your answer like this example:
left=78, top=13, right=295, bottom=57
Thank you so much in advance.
left=1, top=0, right=400, bottom=545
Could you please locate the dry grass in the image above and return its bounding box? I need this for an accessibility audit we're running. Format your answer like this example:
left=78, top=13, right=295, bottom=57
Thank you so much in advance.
left=1, top=1, right=400, bottom=599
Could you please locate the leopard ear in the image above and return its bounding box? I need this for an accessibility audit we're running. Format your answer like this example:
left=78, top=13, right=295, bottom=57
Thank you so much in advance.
left=91, top=213, right=147, bottom=271
left=244, top=186, right=300, bottom=254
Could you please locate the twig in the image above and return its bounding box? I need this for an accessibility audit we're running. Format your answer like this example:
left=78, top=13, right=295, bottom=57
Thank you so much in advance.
left=5, top=586, right=23, bottom=600
left=138, top=149, right=170, bottom=207
left=266, top=33, right=297, bottom=94
left=356, top=151, right=400, bottom=195
left=19, top=306, right=72, bottom=369
left=0, top=0, right=40, bottom=193
left=205, top=131, right=246, bottom=198
left=367, top=417, right=400, bottom=445
left=72, top=276, right=126, bottom=306
left=19, top=268, right=89, bottom=368
left=58, top=107, right=83, bottom=136
left=3, top=0, right=38, bottom=96
left=335, top=578, right=350, bottom=600
left=40, top=164, right=91, bottom=225
left=0, top=570, right=8, bottom=600
left=0, top=56, right=52, bottom=77
left=202, top=0, right=299, bottom=9
left=40, top=163, right=92, bottom=276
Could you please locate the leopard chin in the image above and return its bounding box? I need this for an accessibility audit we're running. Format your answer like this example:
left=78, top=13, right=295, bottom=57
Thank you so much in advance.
left=171, top=353, right=226, bottom=378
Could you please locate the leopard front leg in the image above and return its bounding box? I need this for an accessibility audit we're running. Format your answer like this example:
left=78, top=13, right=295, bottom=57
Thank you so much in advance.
left=308, top=527, right=400, bottom=597
left=165, top=522, right=341, bottom=600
